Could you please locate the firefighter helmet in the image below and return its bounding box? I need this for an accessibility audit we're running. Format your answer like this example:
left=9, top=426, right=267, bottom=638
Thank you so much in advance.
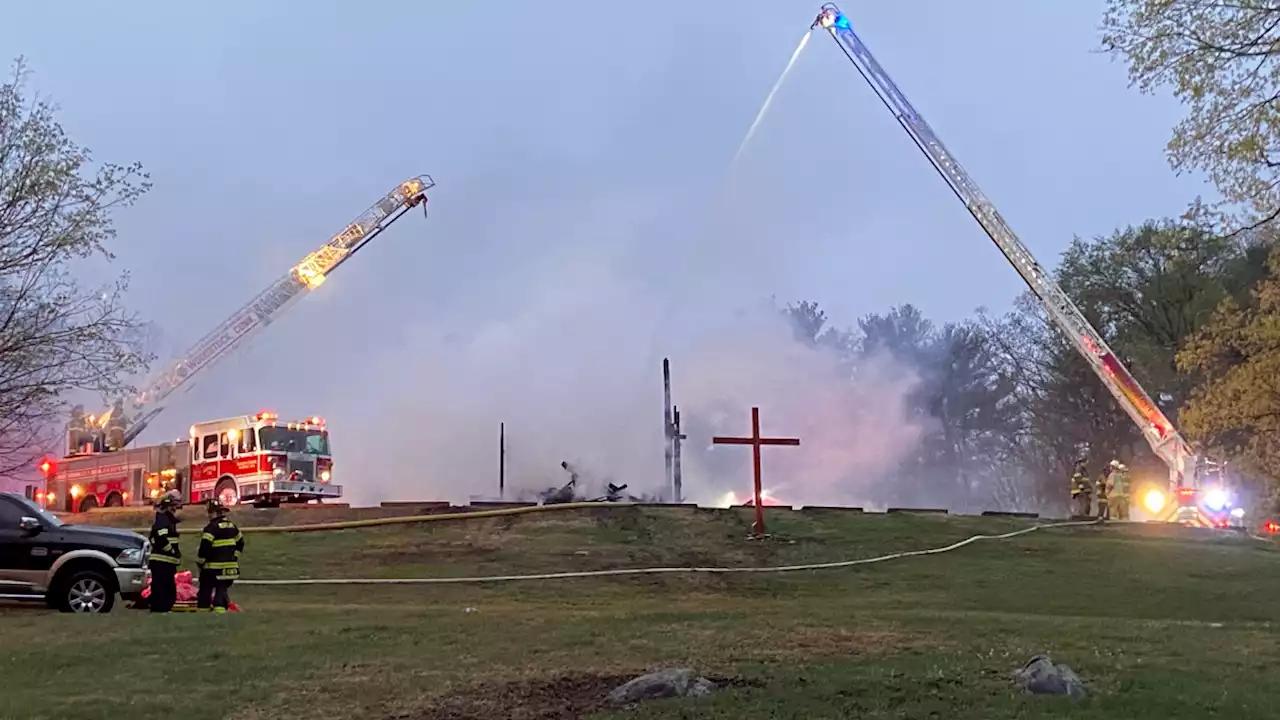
left=156, top=491, right=182, bottom=511
left=207, top=498, right=230, bottom=516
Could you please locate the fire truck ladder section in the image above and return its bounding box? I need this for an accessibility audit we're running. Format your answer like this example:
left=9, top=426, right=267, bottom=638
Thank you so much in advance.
left=811, top=5, right=1196, bottom=491
left=112, top=175, right=435, bottom=447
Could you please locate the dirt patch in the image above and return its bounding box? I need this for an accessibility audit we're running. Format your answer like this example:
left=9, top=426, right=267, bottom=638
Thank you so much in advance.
left=403, top=673, right=761, bottom=720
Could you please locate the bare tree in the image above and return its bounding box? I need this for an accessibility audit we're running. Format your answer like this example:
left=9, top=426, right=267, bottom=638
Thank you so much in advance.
left=0, top=58, right=152, bottom=478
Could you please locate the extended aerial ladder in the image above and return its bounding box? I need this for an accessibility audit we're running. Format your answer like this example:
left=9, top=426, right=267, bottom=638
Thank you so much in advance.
left=75, top=175, right=434, bottom=453
left=811, top=5, right=1199, bottom=495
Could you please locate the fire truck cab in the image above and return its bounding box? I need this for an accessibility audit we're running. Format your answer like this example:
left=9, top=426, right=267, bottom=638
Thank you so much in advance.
left=188, top=411, right=341, bottom=507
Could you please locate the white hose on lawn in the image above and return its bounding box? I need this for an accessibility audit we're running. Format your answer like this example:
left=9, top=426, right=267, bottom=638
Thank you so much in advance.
left=237, top=518, right=1104, bottom=586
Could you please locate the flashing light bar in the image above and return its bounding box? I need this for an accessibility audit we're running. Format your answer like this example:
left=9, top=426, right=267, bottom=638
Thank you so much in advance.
left=1201, top=487, right=1230, bottom=512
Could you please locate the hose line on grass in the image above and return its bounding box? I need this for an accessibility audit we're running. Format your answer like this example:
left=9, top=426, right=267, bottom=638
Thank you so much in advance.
left=237, top=517, right=1106, bottom=586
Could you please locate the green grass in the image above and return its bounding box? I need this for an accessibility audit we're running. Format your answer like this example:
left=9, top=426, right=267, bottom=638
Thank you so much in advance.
left=3, top=506, right=1279, bottom=719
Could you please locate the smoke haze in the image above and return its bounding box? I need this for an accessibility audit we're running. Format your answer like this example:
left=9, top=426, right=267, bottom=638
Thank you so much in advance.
left=335, top=180, right=933, bottom=509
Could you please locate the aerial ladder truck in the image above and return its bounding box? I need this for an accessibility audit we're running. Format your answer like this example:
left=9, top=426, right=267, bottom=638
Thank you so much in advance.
left=811, top=5, right=1242, bottom=525
left=39, top=176, right=433, bottom=511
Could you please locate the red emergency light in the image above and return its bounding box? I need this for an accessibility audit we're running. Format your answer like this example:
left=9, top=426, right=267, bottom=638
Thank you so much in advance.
left=1264, top=520, right=1280, bottom=534
left=255, top=410, right=278, bottom=421
left=37, top=457, right=56, bottom=479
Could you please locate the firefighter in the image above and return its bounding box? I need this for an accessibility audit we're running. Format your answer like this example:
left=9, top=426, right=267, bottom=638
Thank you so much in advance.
left=1070, top=460, right=1092, bottom=517
left=196, top=499, right=244, bottom=613
left=1109, top=461, right=1131, bottom=520
left=1095, top=467, right=1110, bottom=521
left=147, top=491, right=183, bottom=613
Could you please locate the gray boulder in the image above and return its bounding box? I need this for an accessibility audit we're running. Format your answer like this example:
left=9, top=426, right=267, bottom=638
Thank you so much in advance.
left=1012, top=654, right=1086, bottom=699
left=606, top=668, right=717, bottom=706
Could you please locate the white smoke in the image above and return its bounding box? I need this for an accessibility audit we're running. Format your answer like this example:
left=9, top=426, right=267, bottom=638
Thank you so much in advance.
left=334, top=191, right=933, bottom=507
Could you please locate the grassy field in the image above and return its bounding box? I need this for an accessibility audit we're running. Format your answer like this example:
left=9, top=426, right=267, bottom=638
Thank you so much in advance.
left=3, top=506, right=1279, bottom=719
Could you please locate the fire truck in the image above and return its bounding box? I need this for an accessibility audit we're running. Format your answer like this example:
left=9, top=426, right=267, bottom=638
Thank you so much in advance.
left=810, top=5, right=1267, bottom=526
left=188, top=411, right=338, bottom=507
left=34, top=176, right=434, bottom=511
left=38, top=411, right=340, bottom=511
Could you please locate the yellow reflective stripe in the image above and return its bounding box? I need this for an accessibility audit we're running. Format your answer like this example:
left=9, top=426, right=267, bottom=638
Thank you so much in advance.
left=210, top=538, right=239, bottom=547
left=156, top=528, right=169, bottom=536
left=205, top=561, right=238, bottom=570
left=150, top=555, right=181, bottom=564
left=201, top=532, right=215, bottom=541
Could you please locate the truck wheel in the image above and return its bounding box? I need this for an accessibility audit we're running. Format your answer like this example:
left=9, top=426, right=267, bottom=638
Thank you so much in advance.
left=215, top=478, right=239, bottom=507
left=77, top=495, right=98, bottom=513
left=105, top=493, right=124, bottom=507
left=55, top=568, right=116, bottom=613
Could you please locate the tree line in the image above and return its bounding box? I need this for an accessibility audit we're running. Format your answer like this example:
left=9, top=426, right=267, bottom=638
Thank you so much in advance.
left=1, top=1, right=1279, bottom=505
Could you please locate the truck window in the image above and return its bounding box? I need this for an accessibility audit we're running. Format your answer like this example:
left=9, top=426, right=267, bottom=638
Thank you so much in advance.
left=202, top=434, right=219, bottom=460
left=0, top=497, right=25, bottom=526
left=219, top=432, right=231, bottom=458
left=237, top=428, right=256, bottom=453
left=259, top=427, right=329, bottom=455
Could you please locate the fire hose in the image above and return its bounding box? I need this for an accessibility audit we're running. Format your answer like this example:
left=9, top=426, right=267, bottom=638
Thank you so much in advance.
left=236, top=517, right=1109, bottom=587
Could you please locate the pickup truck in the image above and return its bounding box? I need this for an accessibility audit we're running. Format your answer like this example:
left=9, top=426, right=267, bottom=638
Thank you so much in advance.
left=0, top=491, right=149, bottom=613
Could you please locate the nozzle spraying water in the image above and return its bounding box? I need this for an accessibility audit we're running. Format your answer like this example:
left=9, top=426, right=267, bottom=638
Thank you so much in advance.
left=729, top=30, right=813, bottom=171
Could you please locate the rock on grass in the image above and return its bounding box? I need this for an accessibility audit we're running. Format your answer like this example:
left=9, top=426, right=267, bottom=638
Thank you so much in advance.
left=1012, top=654, right=1086, bottom=699
left=606, top=668, right=717, bottom=706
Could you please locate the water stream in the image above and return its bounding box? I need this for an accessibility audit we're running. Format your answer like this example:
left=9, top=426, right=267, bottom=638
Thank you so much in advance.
left=729, top=29, right=813, bottom=170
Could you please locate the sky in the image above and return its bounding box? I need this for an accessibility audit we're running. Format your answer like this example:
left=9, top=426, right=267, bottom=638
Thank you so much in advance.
left=0, top=1, right=1208, bottom=505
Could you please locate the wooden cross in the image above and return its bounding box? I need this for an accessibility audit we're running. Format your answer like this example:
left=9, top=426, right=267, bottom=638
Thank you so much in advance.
left=712, top=406, right=800, bottom=535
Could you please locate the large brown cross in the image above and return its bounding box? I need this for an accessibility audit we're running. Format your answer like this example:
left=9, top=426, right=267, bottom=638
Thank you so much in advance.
left=712, top=406, right=800, bottom=535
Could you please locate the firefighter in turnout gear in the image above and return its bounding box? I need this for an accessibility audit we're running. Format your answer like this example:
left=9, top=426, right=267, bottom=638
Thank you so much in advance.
left=196, top=500, right=243, bottom=613
left=1070, top=460, right=1093, bottom=517
left=1095, top=470, right=1110, bottom=520
left=147, top=492, right=183, bottom=613
left=1108, top=460, right=1131, bottom=520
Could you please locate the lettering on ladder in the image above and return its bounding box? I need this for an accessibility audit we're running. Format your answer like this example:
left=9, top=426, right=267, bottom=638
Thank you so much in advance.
left=252, top=274, right=307, bottom=323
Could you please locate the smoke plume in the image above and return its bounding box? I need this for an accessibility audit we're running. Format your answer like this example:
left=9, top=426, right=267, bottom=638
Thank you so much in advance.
left=335, top=183, right=932, bottom=508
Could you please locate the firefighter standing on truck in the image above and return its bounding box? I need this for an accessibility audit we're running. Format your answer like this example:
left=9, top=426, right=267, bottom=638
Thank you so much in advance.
left=147, top=491, right=183, bottom=613
left=1070, top=459, right=1093, bottom=517
left=196, top=500, right=243, bottom=613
